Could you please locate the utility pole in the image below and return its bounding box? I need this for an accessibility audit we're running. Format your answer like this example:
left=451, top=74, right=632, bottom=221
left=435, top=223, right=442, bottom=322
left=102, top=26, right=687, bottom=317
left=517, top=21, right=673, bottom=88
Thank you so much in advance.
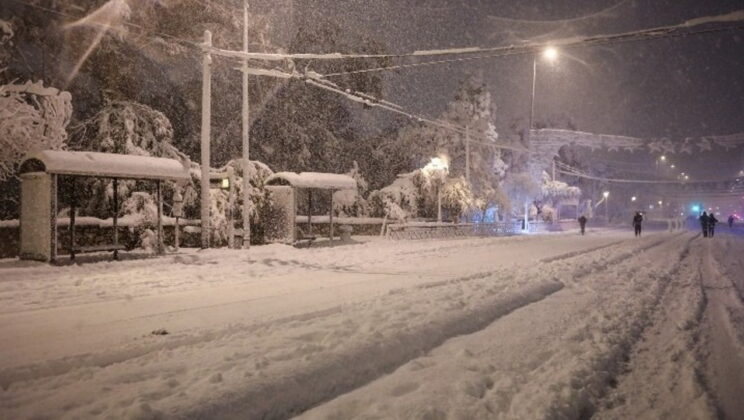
left=465, top=124, right=470, bottom=184
left=529, top=57, right=537, bottom=135
left=242, top=0, right=252, bottom=249
left=552, top=159, right=556, bottom=181
left=200, top=30, right=212, bottom=249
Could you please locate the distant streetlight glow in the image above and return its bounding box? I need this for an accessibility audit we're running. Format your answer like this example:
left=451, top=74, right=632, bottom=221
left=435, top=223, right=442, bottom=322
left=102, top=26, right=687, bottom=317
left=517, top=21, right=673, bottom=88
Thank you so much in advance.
left=670, top=164, right=675, bottom=168
left=660, top=155, right=667, bottom=161
left=543, top=47, right=558, bottom=61
left=603, top=191, right=610, bottom=198
left=631, top=196, right=637, bottom=202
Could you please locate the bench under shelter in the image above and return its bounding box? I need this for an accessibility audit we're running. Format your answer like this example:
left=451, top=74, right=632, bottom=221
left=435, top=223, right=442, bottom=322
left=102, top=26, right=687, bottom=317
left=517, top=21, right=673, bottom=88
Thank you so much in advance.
left=263, top=172, right=356, bottom=245
left=18, top=150, right=190, bottom=262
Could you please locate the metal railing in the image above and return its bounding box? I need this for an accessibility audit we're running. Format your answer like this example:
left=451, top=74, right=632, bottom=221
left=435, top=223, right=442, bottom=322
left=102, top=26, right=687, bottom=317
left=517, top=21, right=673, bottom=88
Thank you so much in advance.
left=386, top=221, right=523, bottom=240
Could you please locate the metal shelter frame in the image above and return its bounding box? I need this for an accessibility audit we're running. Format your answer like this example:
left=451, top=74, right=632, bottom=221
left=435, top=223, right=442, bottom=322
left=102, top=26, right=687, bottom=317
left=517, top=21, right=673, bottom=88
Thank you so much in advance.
left=19, top=151, right=190, bottom=263
left=264, top=172, right=356, bottom=244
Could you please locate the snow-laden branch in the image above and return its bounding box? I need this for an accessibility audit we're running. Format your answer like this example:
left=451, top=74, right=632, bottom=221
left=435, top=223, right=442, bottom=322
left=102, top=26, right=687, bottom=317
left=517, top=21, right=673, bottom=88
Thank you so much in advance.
left=0, top=81, right=73, bottom=180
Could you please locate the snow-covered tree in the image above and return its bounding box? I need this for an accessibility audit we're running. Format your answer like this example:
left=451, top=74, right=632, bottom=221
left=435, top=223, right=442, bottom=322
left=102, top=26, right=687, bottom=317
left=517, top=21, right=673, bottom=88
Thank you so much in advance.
left=0, top=80, right=73, bottom=180
left=441, top=176, right=474, bottom=222
left=67, top=101, right=188, bottom=218
left=503, top=172, right=541, bottom=221
left=368, top=171, right=422, bottom=221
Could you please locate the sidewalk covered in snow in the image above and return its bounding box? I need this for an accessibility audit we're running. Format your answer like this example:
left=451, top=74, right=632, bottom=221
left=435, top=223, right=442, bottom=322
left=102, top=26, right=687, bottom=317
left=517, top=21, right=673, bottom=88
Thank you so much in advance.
left=18, top=150, right=190, bottom=263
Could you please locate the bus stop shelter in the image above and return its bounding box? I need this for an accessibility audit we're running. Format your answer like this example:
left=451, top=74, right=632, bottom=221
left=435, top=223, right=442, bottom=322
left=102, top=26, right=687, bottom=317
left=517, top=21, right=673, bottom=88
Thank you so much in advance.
left=18, top=150, right=190, bottom=262
left=264, top=172, right=356, bottom=245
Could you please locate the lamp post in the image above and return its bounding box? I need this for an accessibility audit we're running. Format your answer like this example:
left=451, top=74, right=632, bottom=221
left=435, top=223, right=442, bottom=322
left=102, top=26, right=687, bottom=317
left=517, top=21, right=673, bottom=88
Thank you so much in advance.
left=172, top=189, right=183, bottom=251
left=423, top=157, right=449, bottom=223
left=529, top=47, right=558, bottom=134
left=603, top=191, right=610, bottom=221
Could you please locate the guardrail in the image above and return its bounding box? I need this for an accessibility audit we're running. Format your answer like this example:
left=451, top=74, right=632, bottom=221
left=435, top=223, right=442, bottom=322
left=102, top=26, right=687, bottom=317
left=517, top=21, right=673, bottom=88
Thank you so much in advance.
left=385, top=221, right=523, bottom=240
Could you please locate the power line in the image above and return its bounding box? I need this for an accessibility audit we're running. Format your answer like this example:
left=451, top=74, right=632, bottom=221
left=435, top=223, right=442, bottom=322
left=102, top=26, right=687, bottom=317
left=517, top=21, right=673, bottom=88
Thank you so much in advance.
left=204, top=9, right=744, bottom=62
left=556, top=161, right=744, bottom=184
left=321, top=21, right=744, bottom=78
left=231, top=65, right=525, bottom=151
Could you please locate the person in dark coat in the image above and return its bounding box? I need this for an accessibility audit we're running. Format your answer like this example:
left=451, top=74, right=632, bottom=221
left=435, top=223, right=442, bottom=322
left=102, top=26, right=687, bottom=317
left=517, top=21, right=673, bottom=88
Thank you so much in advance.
left=699, top=212, right=709, bottom=237
left=708, top=213, right=718, bottom=237
left=578, top=215, right=588, bottom=235
left=632, top=212, right=643, bottom=237
left=729, top=215, right=735, bottom=229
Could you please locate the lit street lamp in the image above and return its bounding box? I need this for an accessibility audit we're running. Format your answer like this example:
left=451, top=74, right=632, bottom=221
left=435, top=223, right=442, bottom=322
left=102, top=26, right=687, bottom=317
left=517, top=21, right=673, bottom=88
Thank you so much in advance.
left=603, top=191, right=610, bottom=221
left=423, top=157, right=449, bottom=223
left=529, top=47, right=558, bottom=134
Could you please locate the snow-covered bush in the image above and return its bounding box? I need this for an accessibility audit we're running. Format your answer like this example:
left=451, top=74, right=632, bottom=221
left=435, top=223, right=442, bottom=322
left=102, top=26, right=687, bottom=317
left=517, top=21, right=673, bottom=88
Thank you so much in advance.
left=121, top=191, right=158, bottom=227
left=199, top=158, right=274, bottom=246
left=333, top=161, right=369, bottom=217
left=541, top=171, right=581, bottom=201
left=540, top=204, right=557, bottom=223
left=120, top=192, right=158, bottom=250
left=441, top=176, right=474, bottom=221
left=368, top=171, right=421, bottom=220
left=0, top=81, right=72, bottom=180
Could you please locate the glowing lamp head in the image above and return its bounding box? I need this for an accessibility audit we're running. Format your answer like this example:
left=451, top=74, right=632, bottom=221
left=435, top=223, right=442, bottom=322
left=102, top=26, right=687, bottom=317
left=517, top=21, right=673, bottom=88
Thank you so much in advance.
left=603, top=191, right=610, bottom=198
left=423, top=156, right=449, bottom=181
left=631, top=196, right=637, bottom=202
left=660, top=155, right=666, bottom=161
left=542, top=47, right=558, bottom=61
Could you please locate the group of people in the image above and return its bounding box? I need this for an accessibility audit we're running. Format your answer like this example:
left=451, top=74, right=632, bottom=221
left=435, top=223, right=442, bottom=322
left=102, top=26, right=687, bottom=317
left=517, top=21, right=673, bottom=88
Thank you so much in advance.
left=576, top=211, right=735, bottom=237
left=699, top=212, right=718, bottom=237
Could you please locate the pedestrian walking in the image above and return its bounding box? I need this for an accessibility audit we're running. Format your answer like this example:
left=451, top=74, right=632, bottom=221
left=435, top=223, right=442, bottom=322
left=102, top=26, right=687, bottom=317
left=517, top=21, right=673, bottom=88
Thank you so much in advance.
left=729, top=215, right=735, bottom=229
left=632, top=212, right=643, bottom=237
left=699, top=211, right=709, bottom=238
left=708, top=213, right=718, bottom=237
left=578, top=215, right=588, bottom=235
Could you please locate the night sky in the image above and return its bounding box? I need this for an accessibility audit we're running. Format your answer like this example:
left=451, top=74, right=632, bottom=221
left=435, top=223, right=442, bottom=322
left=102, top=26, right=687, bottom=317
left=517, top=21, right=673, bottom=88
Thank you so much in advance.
left=287, top=0, right=744, bottom=178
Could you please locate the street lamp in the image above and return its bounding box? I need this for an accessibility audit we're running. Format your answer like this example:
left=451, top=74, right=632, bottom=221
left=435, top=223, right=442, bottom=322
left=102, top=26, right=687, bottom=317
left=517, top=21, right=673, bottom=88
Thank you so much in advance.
left=603, top=191, right=610, bottom=221
left=423, top=157, right=449, bottom=223
left=529, top=47, right=559, bottom=133
left=631, top=196, right=637, bottom=202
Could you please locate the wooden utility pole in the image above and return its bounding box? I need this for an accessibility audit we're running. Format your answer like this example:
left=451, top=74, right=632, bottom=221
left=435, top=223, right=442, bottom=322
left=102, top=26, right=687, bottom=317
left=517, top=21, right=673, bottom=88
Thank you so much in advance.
left=465, top=125, right=470, bottom=184
left=200, top=30, right=212, bottom=249
left=242, top=0, right=252, bottom=249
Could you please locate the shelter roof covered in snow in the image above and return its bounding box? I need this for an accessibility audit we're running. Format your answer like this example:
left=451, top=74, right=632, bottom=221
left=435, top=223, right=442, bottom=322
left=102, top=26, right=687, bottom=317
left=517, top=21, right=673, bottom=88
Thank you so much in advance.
left=265, top=172, right=356, bottom=190
left=19, top=150, right=190, bottom=181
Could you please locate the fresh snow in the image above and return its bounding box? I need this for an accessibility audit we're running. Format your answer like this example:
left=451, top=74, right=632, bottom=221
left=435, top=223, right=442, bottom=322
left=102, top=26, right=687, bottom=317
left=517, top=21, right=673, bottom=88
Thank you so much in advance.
left=23, top=150, right=191, bottom=181
left=1, top=230, right=743, bottom=419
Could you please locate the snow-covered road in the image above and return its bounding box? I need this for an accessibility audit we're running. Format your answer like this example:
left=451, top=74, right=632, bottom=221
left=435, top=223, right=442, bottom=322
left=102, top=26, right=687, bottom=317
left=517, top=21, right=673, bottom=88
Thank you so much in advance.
left=1, top=229, right=743, bottom=419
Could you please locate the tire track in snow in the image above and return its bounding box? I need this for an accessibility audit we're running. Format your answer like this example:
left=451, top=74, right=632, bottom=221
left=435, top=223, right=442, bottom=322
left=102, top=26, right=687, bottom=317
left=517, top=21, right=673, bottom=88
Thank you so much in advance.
left=594, top=237, right=717, bottom=420
left=271, top=236, right=670, bottom=417
left=695, top=237, right=744, bottom=419
left=0, top=234, right=646, bottom=390
left=0, top=234, right=672, bottom=419
left=297, top=233, right=691, bottom=420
